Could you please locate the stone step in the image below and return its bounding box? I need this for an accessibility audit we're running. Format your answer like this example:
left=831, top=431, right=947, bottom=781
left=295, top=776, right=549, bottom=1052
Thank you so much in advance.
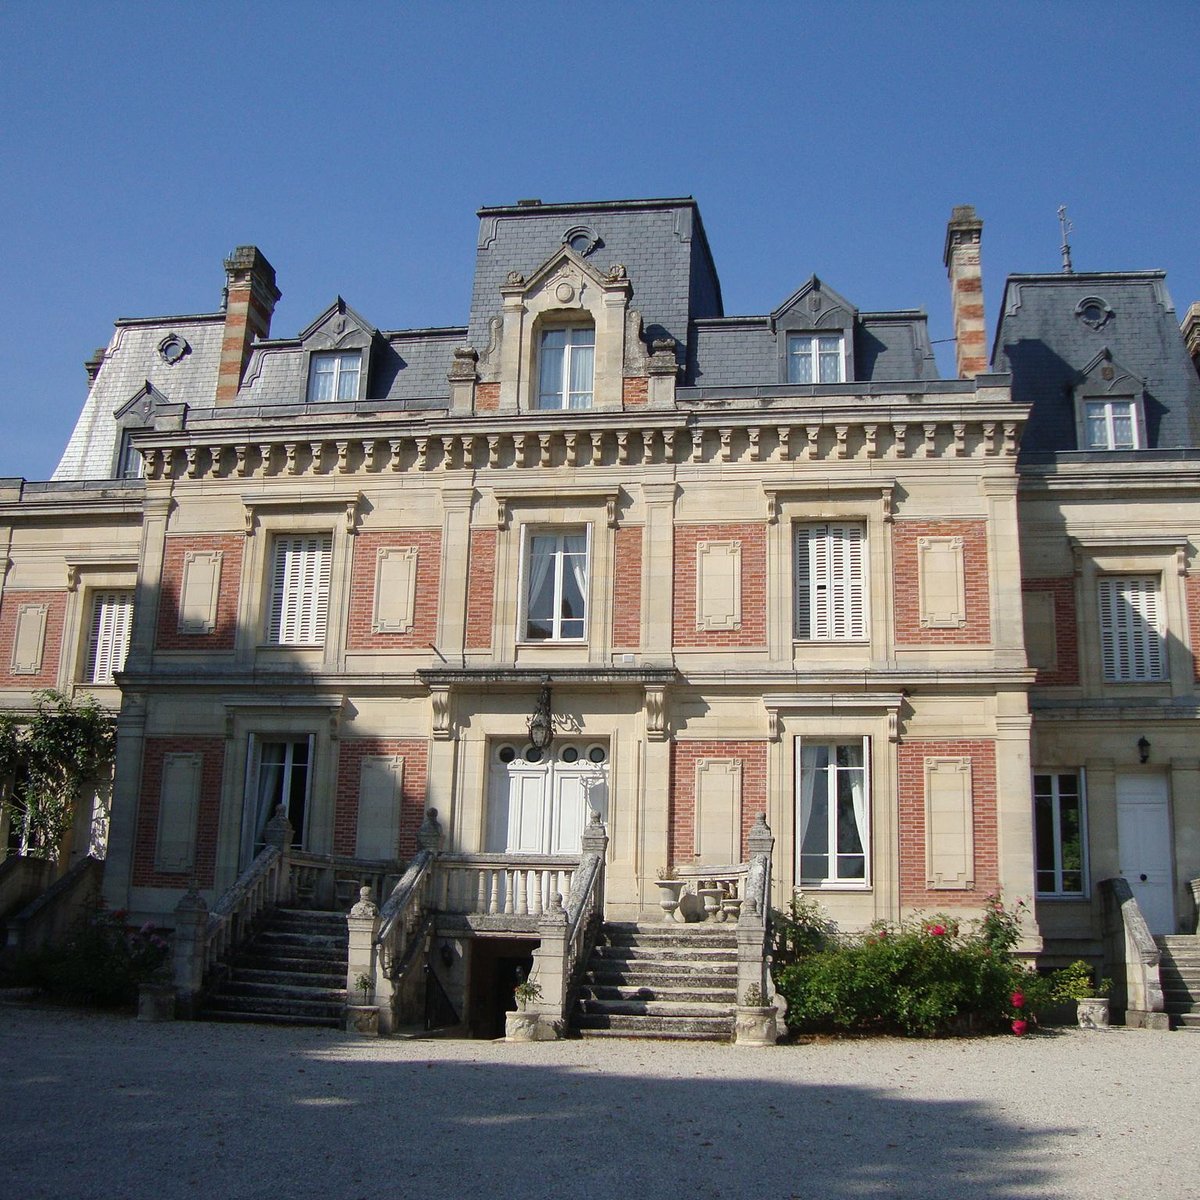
left=205, top=1009, right=342, bottom=1030
left=206, top=992, right=345, bottom=1020
left=583, top=967, right=738, bottom=990
left=580, top=984, right=737, bottom=1005
left=604, top=922, right=739, bottom=944
left=579, top=997, right=734, bottom=1018
left=270, top=909, right=346, bottom=930
left=591, top=945, right=737, bottom=964
left=256, top=929, right=346, bottom=951
left=1174, top=1013, right=1200, bottom=1030
left=574, top=1012, right=733, bottom=1039
left=220, top=980, right=347, bottom=1003
left=234, top=967, right=346, bottom=989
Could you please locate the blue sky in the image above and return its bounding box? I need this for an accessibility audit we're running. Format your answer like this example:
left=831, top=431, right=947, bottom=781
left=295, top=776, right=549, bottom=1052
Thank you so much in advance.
left=1, top=2, right=1197, bottom=480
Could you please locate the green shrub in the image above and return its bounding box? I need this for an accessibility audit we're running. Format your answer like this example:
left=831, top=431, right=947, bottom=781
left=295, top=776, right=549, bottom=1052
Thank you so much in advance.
left=775, top=895, right=1030, bottom=1037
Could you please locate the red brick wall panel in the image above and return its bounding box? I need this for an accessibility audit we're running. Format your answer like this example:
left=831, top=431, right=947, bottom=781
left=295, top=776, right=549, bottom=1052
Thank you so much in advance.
left=668, top=740, right=768, bottom=868
left=465, top=529, right=497, bottom=649
left=897, top=739, right=998, bottom=907
left=346, top=529, right=442, bottom=650
left=673, top=523, right=767, bottom=649
left=132, top=737, right=225, bottom=889
left=612, top=526, right=643, bottom=647
left=0, top=590, right=66, bottom=688
left=333, top=738, right=428, bottom=857
left=156, top=535, right=243, bottom=651
left=622, top=376, right=648, bottom=407
left=1023, top=578, right=1079, bottom=686
left=892, top=520, right=991, bottom=645
left=476, top=383, right=500, bottom=412
left=1188, top=576, right=1200, bottom=682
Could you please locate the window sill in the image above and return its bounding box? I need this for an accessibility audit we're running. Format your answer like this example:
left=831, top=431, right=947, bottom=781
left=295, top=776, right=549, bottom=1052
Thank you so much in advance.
left=799, top=881, right=872, bottom=891
left=1035, top=892, right=1090, bottom=902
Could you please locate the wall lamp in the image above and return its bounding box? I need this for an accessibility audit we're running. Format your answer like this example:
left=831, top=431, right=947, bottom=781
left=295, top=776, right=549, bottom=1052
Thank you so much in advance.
left=528, top=676, right=554, bottom=752
left=1137, top=736, right=1151, bottom=764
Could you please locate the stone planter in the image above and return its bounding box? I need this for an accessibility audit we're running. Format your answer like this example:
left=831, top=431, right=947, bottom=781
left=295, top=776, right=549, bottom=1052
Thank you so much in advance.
left=734, top=1005, right=779, bottom=1046
left=345, top=1004, right=380, bottom=1036
left=1076, top=997, right=1110, bottom=1030
left=505, top=1010, right=563, bottom=1041
left=654, top=880, right=686, bottom=922
left=136, top=981, right=176, bottom=1022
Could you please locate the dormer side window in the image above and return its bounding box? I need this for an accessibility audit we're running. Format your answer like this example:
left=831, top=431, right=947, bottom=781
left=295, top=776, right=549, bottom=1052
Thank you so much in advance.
left=307, top=351, right=362, bottom=403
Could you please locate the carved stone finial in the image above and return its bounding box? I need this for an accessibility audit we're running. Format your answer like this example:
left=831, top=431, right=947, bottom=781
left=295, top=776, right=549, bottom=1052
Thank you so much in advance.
left=349, top=885, right=379, bottom=919
left=506, top=270, right=525, bottom=286
left=174, top=884, right=208, bottom=916
left=747, top=812, right=774, bottom=857
left=263, top=804, right=293, bottom=850
left=607, top=263, right=627, bottom=282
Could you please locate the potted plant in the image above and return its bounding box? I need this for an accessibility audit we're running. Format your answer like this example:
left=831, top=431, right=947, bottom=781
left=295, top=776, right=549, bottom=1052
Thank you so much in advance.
left=734, top=982, right=779, bottom=1046
left=506, top=974, right=549, bottom=1041
left=1055, top=960, right=1113, bottom=1030
left=513, top=975, right=542, bottom=1011
left=653, top=866, right=687, bottom=923
left=345, top=970, right=379, bottom=1036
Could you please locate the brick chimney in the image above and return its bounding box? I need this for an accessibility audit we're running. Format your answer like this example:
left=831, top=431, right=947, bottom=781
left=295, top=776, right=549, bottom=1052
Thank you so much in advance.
left=943, top=205, right=988, bottom=379
left=216, top=246, right=280, bottom=405
left=1183, top=302, right=1200, bottom=377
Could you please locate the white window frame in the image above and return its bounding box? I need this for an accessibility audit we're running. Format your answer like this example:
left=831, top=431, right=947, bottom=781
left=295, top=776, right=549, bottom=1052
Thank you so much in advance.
left=786, top=333, right=845, bottom=385
left=1082, top=398, right=1140, bottom=450
left=795, top=736, right=870, bottom=887
left=1097, top=574, right=1165, bottom=682
left=519, top=525, right=590, bottom=643
left=1033, top=769, right=1088, bottom=898
left=267, top=535, right=332, bottom=646
left=537, top=325, right=595, bottom=410
left=241, top=733, right=314, bottom=867
left=794, top=522, right=867, bottom=641
left=306, top=350, right=361, bottom=403
left=85, top=590, right=134, bottom=684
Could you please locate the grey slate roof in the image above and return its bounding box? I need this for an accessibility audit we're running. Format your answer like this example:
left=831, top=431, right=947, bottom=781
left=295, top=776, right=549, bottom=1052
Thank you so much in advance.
left=993, top=272, right=1200, bottom=453
left=53, top=315, right=224, bottom=480
left=468, top=198, right=723, bottom=361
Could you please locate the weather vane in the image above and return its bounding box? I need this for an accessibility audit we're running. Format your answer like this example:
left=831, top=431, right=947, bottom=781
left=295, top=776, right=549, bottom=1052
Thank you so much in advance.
left=1058, top=205, right=1074, bottom=274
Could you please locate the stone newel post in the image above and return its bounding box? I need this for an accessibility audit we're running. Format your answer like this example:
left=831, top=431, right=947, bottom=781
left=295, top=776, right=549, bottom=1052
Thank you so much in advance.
left=345, top=887, right=381, bottom=1035
left=172, top=886, right=209, bottom=1019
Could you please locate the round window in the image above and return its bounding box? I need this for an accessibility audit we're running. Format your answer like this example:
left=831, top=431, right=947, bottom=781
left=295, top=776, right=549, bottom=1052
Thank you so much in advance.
left=498, top=745, right=516, bottom=764
left=587, top=745, right=607, bottom=764
left=524, top=746, right=544, bottom=764
left=561, top=745, right=580, bottom=763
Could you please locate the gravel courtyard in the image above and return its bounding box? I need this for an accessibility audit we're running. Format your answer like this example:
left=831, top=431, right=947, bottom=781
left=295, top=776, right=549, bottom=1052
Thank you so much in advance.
left=2, top=1004, right=1198, bottom=1200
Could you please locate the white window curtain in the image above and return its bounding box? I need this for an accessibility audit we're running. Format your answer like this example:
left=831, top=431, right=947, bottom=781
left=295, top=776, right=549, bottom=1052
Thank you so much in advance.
left=797, top=737, right=868, bottom=884
left=524, top=529, right=588, bottom=641
left=524, top=535, right=556, bottom=639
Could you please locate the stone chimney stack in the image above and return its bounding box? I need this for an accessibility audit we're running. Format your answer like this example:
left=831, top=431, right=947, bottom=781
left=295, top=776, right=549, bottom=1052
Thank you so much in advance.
left=943, top=205, right=988, bottom=379
left=216, top=246, right=280, bottom=405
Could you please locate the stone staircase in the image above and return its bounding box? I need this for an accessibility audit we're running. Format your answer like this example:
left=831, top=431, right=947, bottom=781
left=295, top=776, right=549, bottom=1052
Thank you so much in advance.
left=203, top=908, right=347, bottom=1029
left=572, top=921, right=738, bottom=1041
left=1155, top=934, right=1200, bottom=1032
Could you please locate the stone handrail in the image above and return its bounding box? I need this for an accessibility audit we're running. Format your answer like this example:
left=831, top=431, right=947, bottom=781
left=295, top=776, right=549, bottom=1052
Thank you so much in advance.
left=172, top=807, right=293, bottom=1015
left=508, top=812, right=608, bottom=1040
left=3, top=854, right=102, bottom=955
left=1190, top=877, right=1200, bottom=935
left=1099, top=876, right=1167, bottom=1031
left=436, top=852, right=578, bottom=919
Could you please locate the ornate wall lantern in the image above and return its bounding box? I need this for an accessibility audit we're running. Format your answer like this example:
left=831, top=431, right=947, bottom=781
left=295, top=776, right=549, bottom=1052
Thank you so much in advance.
left=528, top=676, right=554, bottom=751
left=1138, top=736, right=1151, bottom=764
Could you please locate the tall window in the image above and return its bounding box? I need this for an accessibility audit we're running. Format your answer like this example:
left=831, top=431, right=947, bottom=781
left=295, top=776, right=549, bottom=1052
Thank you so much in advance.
left=537, top=326, right=594, bottom=409
left=1097, top=575, right=1164, bottom=682
left=1034, top=771, right=1086, bottom=897
left=1083, top=399, right=1138, bottom=450
left=787, top=333, right=844, bottom=384
left=307, top=351, right=361, bottom=403
left=797, top=738, right=869, bottom=885
left=85, top=591, right=134, bottom=684
left=244, top=736, right=311, bottom=864
left=268, top=535, right=332, bottom=646
left=795, top=523, right=867, bottom=640
left=523, top=529, right=588, bottom=641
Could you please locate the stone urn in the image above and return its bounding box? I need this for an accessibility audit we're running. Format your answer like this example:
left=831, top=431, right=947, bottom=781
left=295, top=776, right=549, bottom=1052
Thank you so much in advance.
left=136, top=981, right=176, bottom=1022
left=735, top=1005, right=779, bottom=1046
left=1076, top=996, right=1110, bottom=1030
left=345, top=1004, right=380, bottom=1036
left=654, top=879, right=686, bottom=922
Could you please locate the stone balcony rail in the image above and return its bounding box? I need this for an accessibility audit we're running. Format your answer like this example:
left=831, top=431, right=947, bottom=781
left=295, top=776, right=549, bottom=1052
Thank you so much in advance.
left=435, top=853, right=579, bottom=926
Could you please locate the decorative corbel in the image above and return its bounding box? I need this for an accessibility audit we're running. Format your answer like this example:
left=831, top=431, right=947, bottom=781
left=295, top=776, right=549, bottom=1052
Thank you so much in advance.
left=863, top=425, right=878, bottom=459
left=540, top=433, right=553, bottom=467
left=362, top=439, right=379, bottom=472
left=748, top=427, right=761, bottom=462
left=184, top=446, right=200, bottom=478
left=487, top=434, right=500, bottom=468
left=805, top=425, right=820, bottom=460
left=982, top=423, right=996, bottom=456
left=952, top=424, right=966, bottom=457
left=590, top=431, right=604, bottom=466
left=66, top=563, right=80, bottom=593
left=768, top=708, right=782, bottom=744
left=617, top=431, right=630, bottom=465
left=496, top=498, right=510, bottom=531
left=644, top=685, right=667, bottom=742
left=1002, top=422, right=1018, bottom=456
left=520, top=433, right=536, bottom=468
left=892, top=423, right=908, bottom=458
left=1177, top=543, right=1189, bottom=578
left=662, top=428, right=677, bottom=461
left=441, top=436, right=456, bottom=470
left=691, top=429, right=703, bottom=463
left=763, top=489, right=780, bottom=526
left=834, top=425, right=848, bottom=459
left=922, top=423, right=937, bottom=458
left=887, top=709, right=899, bottom=743
left=1071, top=541, right=1084, bottom=577
left=243, top=505, right=256, bottom=537
left=776, top=426, right=790, bottom=461
left=881, top=485, right=895, bottom=523
left=258, top=443, right=273, bottom=475
left=344, top=498, right=360, bottom=536
left=641, top=429, right=654, bottom=462
left=388, top=439, right=403, bottom=471
left=209, top=446, right=224, bottom=476
left=336, top=441, right=350, bottom=474
left=430, top=686, right=453, bottom=741
left=145, top=448, right=164, bottom=480
left=284, top=443, right=298, bottom=475
left=235, top=445, right=249, bottom=477
left=310, top=442, right=325, bottom=473
left=606, top=495, right=618, bottom=530
left=565, top=431, right=580, bottom=467
left=415, top=437, right=429, bottom=471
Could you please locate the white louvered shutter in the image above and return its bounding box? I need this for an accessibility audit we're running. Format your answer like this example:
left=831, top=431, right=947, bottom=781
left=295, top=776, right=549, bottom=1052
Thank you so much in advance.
left=1098, top=575, right=1163, bottom=682
left=87, top=591, right=134, bottom=684
left=795, top=524, right=866, bottom=640
left=269, top=536, right=332, bottom=645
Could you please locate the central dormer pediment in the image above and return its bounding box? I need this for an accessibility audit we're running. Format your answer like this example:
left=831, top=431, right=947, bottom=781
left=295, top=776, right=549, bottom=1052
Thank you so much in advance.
left=770, top=275, right=857, bottom=333
left=299, top=297, right=379, bottom=351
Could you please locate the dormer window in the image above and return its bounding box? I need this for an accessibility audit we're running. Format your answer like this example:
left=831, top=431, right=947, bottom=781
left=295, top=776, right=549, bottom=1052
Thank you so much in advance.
left=307, top=351, right=361, bottom=403
left=1084, top=398, right=1139, bottom=450
left=787, top=333, right=845, bottom=384
left=537, top=326, right=594, bottom=409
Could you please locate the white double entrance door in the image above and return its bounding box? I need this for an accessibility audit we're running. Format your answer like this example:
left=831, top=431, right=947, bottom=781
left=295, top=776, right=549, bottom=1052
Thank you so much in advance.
left=486, top=741, right=609, bottom=854
left=1115, top=772, right=1175, bottom=934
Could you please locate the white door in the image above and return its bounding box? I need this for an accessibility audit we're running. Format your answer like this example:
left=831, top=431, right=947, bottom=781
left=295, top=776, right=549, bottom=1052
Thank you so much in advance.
left=1115, top=772, right=1174, bottom=934
left=486, top=741, right=609, bottom=854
